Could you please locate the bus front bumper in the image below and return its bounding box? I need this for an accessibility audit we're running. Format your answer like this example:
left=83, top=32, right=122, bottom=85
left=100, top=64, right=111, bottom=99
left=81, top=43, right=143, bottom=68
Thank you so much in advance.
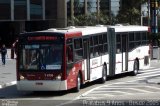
left=17, top=80, right=67, bottom=91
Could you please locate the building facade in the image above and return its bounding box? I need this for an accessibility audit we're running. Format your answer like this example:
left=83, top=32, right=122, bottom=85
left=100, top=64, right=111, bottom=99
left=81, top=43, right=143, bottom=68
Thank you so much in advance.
left=0, top=0, right=121, bottom=47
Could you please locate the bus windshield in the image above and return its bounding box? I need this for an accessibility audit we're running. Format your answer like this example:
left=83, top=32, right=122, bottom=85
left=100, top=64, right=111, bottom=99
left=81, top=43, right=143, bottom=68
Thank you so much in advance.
left=19, top=44, right=63, bottom=71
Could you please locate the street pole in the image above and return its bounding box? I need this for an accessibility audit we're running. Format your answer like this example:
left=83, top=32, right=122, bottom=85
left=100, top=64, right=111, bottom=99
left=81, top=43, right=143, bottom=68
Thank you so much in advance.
left=150, top=0, right=159, bottom=59
left=148, top=0, right=150, bottom=26
left=150, top=0, right=158, bottom=40
left=141, top=4, right=143, bottom=26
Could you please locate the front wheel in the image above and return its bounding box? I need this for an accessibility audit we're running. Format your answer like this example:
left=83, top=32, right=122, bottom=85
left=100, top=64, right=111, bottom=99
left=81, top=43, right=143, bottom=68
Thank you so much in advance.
left=75, top=74, right=81, bottom=92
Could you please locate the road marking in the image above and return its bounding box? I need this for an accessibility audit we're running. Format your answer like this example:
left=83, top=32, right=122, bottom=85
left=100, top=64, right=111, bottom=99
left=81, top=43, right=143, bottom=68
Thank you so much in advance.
left=54, top=98, right=81, bottom=106
left=138, top=72, right=160, bottom=77
left=76, top=68, right=160, bottom=100
left=77, top=81, right=127, bottom=99
left=5, top=81, right=17, bottom=86
left=139, top=68, right=160, bottom=73
left=137, top=73, right=160, bottom=79
left=84, top=93, right=114, bottom=97
left=129, top=88, right=153, bottom=93
left=85, top=87, right=154, bottom=95
left=0, top=81, right=17, bottom=89
left=89, top=90, right=132, bottom=96
left=97, top=86, right=146, bottom=89
left=146, top=86, right=160, bottom=90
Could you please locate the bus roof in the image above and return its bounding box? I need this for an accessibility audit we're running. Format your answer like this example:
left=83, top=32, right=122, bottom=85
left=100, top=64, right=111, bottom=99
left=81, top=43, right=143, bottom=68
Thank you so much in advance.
left=43, top=25, right=148, bottom=34
left=108, top=25, right=148, bottom=32
left=24, top=25, right=148, bottom=37
left=40, top=25, right=108, bottom=36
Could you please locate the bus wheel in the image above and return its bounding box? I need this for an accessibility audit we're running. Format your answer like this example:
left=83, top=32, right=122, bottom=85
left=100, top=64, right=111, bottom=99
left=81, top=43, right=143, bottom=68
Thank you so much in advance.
left=75, top=74, right=81, bottom=92
left=100, top=65, right=107, bottom=83
left=131, top=60, right=139, bottom=76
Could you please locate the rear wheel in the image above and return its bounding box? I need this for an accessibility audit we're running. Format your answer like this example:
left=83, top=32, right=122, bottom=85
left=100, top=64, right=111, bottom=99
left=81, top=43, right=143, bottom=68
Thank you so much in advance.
left=131, top=60, right=139, bottom=76
left=100, top=65, right=107, bottom=83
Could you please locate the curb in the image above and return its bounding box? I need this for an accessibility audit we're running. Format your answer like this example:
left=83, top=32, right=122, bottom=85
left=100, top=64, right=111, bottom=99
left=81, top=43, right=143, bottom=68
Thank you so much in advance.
left=0, top=81, right=17, bottom=89
left=0, top=59, right=16, bottom=60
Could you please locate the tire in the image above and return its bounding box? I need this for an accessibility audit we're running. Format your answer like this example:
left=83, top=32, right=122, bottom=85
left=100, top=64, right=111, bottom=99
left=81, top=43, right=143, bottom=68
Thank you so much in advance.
left=75, top=74, right=81, bottom=92
left=131, top=60, right=139, bottom=76
left=100, top=65, right=107, bottom=83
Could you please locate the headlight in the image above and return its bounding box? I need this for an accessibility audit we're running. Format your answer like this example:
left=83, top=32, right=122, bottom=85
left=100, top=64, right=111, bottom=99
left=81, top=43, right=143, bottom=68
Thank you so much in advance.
left=20, top=75, right=25, bottom=80
left=55, top=74, right=62, bottom=80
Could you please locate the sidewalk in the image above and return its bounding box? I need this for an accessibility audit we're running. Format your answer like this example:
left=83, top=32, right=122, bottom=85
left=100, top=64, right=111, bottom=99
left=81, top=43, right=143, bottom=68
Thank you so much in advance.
left=0, top=59, right=16, bottom=89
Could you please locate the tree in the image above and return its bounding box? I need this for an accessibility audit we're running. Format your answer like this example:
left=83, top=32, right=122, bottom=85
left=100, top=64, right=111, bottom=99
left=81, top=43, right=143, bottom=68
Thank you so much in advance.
left=98, top=12, right=110, bottom=25
left=116, top=0, right=147, bottom=25
left=67, top=12, right=110, bottom=26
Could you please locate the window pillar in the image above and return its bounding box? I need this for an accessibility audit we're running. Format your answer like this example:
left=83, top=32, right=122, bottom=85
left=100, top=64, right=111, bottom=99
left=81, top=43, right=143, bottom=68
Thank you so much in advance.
left=57, top=0, right=67, bottom=27
left=27, top=0, right=30, bottom=20
left=85, top=0, right=87, bottom=15
left=97, top=0, right=100, bottom=23
left=11, top=0, right=14, bottom=21
left=71, top=0, right=74, bottom=24
left=42, top=0, right=45, bottom=20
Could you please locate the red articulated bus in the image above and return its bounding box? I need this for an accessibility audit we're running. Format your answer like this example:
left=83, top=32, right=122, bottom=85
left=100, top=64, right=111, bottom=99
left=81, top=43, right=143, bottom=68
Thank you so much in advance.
left=17, top=25, right=150, bottom=92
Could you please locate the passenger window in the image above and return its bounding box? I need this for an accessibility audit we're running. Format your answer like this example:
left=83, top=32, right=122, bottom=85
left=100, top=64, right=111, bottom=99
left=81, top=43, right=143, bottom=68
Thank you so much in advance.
left=116, top=44, right=121, bottom=53
left=74, top=38, right=82, bottom=49
left=67, top=45, right=73, bottom=63
left=104, top=44, right=108, bottom=54
left=90, top=37, right=93, bottom=46
left=99, top=45, right=103, bottom=55
left=116, top=34, right=121, bottom=53
left=99, top=35, right=103, bottom=44
left=129, top=33, right=134, bottom=41
left=116, top=34, right=121, bottom=42
left=103, top=34, right=107, bottom=43
left=93, top=36, right=98, bottom=45
left=135, top=32, right=141, bottom=41
left=90, top=47, right=94, bottom=58
left=94, top=46, right=99, bottom=57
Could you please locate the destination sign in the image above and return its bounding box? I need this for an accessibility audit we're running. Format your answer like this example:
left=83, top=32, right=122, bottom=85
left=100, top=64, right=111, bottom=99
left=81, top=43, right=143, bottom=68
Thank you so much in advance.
left=28, top=36, right=58, bottom=41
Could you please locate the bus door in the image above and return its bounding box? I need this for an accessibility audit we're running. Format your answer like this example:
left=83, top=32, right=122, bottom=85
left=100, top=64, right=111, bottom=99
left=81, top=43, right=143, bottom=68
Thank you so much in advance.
left=83, top=38, right=90, bottom=80
left=121, top=34, right=128, bottom=71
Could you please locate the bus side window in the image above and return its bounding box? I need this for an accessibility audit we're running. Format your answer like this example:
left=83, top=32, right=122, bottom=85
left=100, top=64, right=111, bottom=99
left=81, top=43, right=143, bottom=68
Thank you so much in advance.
left=67, top=45, right=73, bottom=63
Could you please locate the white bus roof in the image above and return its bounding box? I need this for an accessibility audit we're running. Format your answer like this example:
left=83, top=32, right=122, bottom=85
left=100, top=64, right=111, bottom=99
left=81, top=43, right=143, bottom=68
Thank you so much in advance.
left=108, top=25, right=148, bottom=32
left=42, top=25, right=108, bottom=36
left=39, top=25, right=148, bottom=36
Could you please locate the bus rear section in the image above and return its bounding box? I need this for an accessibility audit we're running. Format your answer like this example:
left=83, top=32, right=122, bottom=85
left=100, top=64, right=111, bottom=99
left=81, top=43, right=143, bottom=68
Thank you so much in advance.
left=107, top=25, right=150, bottom=76
left=17, top=32, right=69, bottom=91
